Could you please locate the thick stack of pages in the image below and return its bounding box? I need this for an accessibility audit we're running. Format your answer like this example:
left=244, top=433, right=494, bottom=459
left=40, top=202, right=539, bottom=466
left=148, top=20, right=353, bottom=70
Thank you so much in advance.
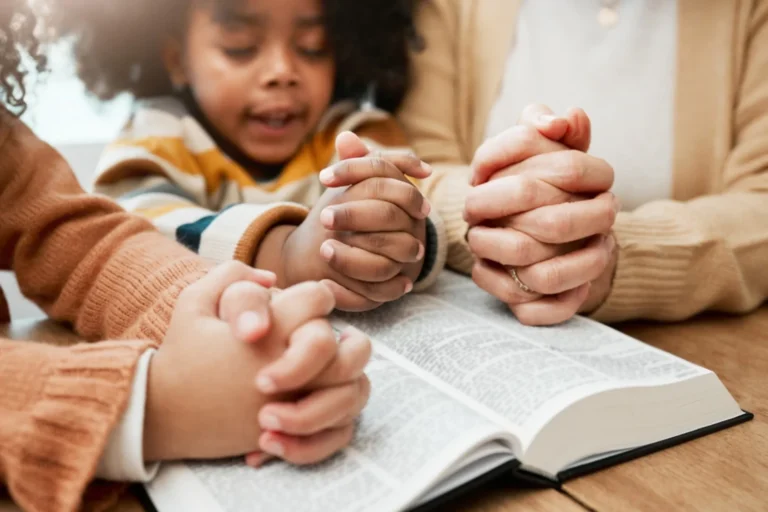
left=146, top=272, right=750, bottom=512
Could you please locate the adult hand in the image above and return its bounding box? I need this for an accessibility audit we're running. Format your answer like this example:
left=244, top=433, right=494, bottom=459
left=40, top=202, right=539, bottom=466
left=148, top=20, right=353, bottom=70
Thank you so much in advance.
left=465, top=105, right=619, bottom=325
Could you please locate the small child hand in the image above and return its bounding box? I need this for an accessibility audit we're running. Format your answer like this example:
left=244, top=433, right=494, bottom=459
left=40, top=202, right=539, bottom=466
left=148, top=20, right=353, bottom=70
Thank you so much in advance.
left=247, top=325, right=372, bottom=467
left=217, top=278, right=373, bottom=467
left=144, top=263, right=371, bottom=466
left=277, top=132, right=431, bottom=311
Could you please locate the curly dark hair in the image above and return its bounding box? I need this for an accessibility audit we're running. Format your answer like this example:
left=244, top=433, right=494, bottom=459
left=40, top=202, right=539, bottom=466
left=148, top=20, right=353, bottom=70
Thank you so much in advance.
left=55, top=0, right=421, bottom=113
left=0, top=0, right=48, bottom=115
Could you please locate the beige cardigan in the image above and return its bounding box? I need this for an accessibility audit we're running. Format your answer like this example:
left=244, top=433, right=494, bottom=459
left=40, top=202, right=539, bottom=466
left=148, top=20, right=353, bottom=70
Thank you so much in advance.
left=399, top=0, right=768, bottom=323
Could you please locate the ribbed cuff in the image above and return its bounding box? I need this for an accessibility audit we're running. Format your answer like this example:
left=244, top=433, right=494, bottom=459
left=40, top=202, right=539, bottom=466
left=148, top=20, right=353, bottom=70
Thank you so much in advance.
left=8, top=340, right=152, bottom=512
left=413, top=211, right=448, bottom=291
left=71, top=231, right=209, bottom=343
left=589, top=212, right=697, bottom=323
left=229, top=203, right=309, bottom=265
left=431, top=166, right=475, bottom=275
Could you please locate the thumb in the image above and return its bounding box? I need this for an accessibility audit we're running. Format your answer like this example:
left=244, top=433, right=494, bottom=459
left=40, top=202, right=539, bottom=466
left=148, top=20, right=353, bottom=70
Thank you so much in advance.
left=218, top=281, right=273, bottom=343
left=335, top=131, right=370, bottom=160
left=560, top=107, right=592, bottom=152
left=518, top=103, right=569, bottom=141
left=181, top=261, right=276, bottom=317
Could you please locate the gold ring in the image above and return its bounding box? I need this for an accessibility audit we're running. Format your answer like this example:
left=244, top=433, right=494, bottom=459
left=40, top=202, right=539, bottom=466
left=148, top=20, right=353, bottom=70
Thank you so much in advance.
left=509, top=267, right=534, bottom=294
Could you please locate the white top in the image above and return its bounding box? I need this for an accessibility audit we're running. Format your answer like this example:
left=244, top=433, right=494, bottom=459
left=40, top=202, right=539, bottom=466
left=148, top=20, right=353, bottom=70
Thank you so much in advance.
left=485, top=0, right=678, bottom=211
left=96, top=350, right=159, bottom=482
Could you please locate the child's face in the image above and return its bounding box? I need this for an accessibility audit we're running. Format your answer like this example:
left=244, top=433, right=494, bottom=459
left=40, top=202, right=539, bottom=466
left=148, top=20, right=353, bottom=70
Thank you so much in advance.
left=166, top=0, right=335, bottom=166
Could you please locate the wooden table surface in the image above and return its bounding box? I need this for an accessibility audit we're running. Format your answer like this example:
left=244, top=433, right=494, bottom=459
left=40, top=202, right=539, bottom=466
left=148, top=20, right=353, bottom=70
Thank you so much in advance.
left=2, top=306, right=767, bottom=511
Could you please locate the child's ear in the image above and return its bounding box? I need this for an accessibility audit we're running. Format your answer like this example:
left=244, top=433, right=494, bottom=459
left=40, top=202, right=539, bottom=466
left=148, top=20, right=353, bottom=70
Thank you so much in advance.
left=162, top=38, right=188, bottom=90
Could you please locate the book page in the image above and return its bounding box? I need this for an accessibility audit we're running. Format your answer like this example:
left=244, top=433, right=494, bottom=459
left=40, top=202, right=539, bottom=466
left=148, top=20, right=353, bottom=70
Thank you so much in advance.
left=429, top=272, right=707, bottom=383
left=337, top=272, right=709, bottom=436
left=147, top=355, right=510, bottom=512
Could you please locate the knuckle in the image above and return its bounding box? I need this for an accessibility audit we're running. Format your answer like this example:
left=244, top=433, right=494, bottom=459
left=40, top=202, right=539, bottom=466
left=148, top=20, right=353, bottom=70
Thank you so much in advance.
left=535, top=262, right=563, bottom=294
left=334, top=160, right=351, bottom=179
left=285, top=411, right=312, bottom=435
left=509, top=233, right=531, bottom=265
left=406, top=185, right=423, bottom=211
left=373, top=259, right=401, bottom=281
left=307, top=326, right=338, bottom=357
left=559, top=151, right=586, bottom=185
left=301, top=281, right=336, bottom=309
left=370, top=177, right=386, bottom=199
left=513, top=124, right=540, bottom=146
left=537, top=211, right=570, bottom=242
left=362, top=279, right=400, bottom=302
left=403, top=153, right=421, bottom=168
left=366, top=232, right=389, bottom=251
left=220, top=260, right=248, bottom=276
left=515, top=175, right=539, bottom=206
left=382, top=203, right=400, bottom=226
left=369, top=157, right=387, bottom=176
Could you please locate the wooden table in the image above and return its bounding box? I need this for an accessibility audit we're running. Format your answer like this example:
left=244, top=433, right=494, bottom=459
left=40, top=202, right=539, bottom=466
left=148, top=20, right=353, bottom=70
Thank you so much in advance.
left=2, top=307, right=767, bottom=511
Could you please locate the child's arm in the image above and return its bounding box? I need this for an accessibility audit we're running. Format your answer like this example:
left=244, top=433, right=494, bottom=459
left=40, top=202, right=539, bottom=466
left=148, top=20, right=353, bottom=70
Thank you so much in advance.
left=92, top=108, right=310, bottom=277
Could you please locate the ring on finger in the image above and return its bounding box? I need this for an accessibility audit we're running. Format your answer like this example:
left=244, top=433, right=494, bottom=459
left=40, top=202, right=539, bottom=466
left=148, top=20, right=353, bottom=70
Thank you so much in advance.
left=508, top=267, right=536, bottom=294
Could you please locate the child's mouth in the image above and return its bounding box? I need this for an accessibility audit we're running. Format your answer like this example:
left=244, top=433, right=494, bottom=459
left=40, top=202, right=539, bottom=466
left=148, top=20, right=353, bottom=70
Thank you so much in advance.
left=246, top=110, right=305, bottom=139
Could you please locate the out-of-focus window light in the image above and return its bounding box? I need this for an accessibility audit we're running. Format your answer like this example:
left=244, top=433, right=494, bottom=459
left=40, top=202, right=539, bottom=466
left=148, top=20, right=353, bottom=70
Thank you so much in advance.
left=21, top=41, right=133, bottom=144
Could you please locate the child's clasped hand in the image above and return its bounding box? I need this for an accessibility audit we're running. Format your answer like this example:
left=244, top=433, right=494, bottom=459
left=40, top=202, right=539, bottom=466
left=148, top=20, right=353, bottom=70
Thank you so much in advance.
left=259, top=132, right=433, bottom=312
left=143, top=261, right=372, bottom=468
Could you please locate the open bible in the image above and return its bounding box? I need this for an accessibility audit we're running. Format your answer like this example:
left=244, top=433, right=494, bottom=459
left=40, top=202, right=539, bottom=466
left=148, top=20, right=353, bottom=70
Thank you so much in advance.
left=145, top=272, right=751, bottom=512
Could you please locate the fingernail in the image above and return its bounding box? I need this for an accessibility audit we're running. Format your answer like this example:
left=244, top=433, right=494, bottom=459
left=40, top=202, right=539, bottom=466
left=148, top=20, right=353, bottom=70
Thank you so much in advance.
left=420, top=161, right=432, bottom=174
left=320, top=208, right=335, bottom=228
left=245, top=452, right=273, bottom=468
left=538, top=114, right=558, bottom=124
left=319, top=168, right=335, bottom=184
left=416, top=243, right=425, bottom=261
left=421, top=199, right=432, bottom=218
left=262, top=440, right=285, bottom=457
left=238, top=311, right=264, bottom=338
left=256, top=375, right=277, bottom=393
left=320, top=241, right=334, bottom=261
left=404, top=281, right=414, bottom=294
left=260, top=413, right=281, bottom=431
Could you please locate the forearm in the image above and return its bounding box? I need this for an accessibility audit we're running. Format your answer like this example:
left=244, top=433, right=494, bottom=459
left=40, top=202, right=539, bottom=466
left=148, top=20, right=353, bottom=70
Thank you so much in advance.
left=0, top=338, right=151, bottom=511
left=591, top=192, right=768, bottom=323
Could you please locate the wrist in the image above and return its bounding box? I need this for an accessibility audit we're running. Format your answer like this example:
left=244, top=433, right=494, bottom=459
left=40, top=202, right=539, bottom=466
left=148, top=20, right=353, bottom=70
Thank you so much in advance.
left=143, top=348, right=177, bottom=461
left=254, top=224, right=298, bottom=288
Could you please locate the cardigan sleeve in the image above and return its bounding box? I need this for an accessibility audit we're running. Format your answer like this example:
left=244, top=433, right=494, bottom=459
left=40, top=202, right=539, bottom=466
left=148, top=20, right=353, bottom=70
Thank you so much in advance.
left=591, top=1, right=768, bottom=322
left=397, top=0, right=477, bottom=274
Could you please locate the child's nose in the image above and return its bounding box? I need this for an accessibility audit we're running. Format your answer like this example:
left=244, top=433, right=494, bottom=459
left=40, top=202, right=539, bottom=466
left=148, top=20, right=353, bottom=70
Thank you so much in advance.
left=261, top=46, right=299, bottom=88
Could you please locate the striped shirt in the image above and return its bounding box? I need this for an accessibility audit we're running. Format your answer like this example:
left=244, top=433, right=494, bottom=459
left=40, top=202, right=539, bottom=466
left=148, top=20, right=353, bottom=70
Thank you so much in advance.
left=93, top=97, right=446, bottom=289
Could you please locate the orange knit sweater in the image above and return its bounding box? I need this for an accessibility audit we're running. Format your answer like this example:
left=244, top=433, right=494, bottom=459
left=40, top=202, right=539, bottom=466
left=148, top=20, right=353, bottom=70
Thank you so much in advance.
left=0, top=110, right=210, bottom=511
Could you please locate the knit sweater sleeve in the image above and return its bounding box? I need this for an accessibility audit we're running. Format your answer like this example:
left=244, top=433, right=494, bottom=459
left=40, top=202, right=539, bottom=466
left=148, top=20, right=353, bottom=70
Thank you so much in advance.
left=396, top=0, right=476, bottom=276
left=590, top=2, right=768, bottom=322
left=0, top=339, right=152, bottom=512
left=0, top=112, right=210, bottom=511
left=0, top=112, right=209, bottom=341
